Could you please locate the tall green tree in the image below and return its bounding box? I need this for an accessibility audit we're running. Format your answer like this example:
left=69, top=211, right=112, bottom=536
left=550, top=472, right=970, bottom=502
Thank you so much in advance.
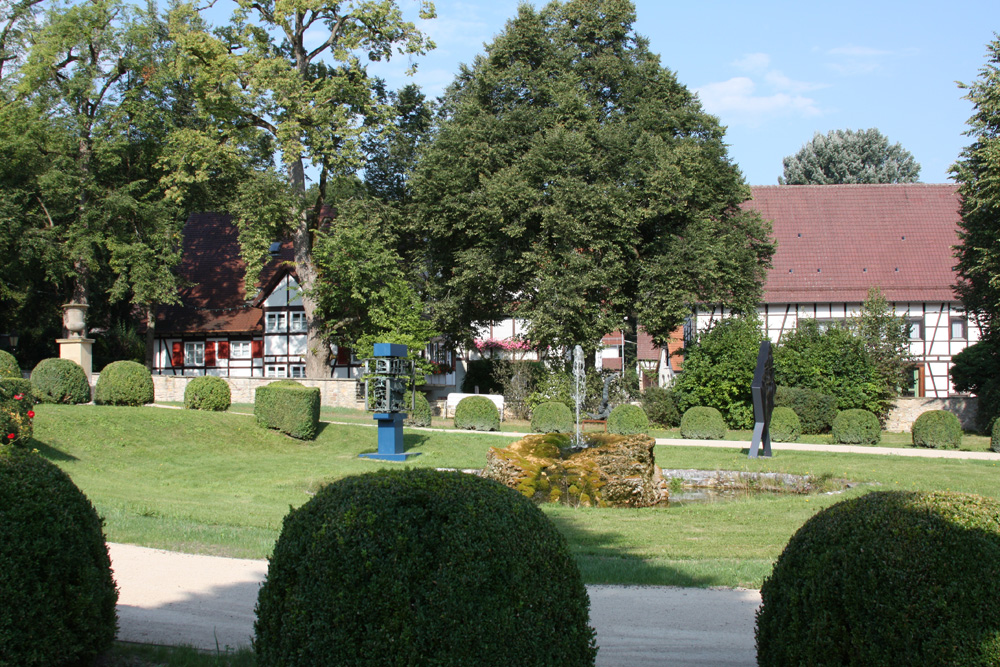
left=671, top=314, right=765, bottom=429
left=953, top=35, right=1000, bottom=340
left=0, top=0, right=186, bottom=366
left=951, top=35, right=1000, bottom=433
left=409, top=0, right=773, bottom=353
left=165, top=0, right=434, bottom=375
left=853, top=286, right=913, bottom=396
left=779, top=128, right=921, bottom=185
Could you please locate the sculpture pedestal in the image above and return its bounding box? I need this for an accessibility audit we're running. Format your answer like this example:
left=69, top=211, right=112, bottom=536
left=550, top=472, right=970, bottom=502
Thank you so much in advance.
left=57, top=338, right=95, bottom=381
left=359, top=413, right=421, bottom=461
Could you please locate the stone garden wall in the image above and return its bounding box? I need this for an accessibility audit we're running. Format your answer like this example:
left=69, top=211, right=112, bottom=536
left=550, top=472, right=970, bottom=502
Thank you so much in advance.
left=151, top=375, right=365, bottom=409
left=885, top=396, right=978, bottom=432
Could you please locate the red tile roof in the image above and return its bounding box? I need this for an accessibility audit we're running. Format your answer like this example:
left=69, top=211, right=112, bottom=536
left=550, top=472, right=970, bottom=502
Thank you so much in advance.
left=743, top=184, right=961, bottom=304
left=156, top=212, right=295, bottom=334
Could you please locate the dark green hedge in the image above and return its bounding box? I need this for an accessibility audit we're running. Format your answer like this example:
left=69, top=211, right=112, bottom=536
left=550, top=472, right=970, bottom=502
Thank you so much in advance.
left=640, top=386, right=680, bottom=427
left=757, top=491, right=1000, bottom=666
left=0, top=448, right=118, bottom=666
left=680, top=406, right=726, bottom=440
left=769, top=406, right=801, bottom=443
left=254, top=469, right=597, bottom=666
left=0, top=350, right=19, bottom=378
left=911, top=410, right=962, bottom=449
left=255, top=381, right=320, bottom=439
left=606, top=404, right=649, bottom=435
left=95, top=360, right=154, bottom=406
left=773, top=386, right=838, bottom=434
left=831, top=409, right=880, bottom=445
left=30, top=358, right=90, bottom=404
left=461, top=359, right=504, bottom=394
left=184, top=375, right=232, bottom=411
left=531, top=401, right=573, bottom=433
left=454, top=396, right=500, bottom=431
left=404, top=391, right=432, bottom=427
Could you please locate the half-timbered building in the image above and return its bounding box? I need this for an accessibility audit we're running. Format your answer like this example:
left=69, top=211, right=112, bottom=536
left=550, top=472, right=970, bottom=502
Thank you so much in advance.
left=152, top=212, right=358, bottom=379
left=693, top=184, right=976, bottom=398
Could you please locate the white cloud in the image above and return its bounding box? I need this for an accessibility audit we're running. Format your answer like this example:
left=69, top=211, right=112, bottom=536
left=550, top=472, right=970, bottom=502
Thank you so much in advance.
left=695, top=77, right=822, bottom=126
left=732, top=53, right=771, bottom=72
left=827, top=45, right=892, bottom=57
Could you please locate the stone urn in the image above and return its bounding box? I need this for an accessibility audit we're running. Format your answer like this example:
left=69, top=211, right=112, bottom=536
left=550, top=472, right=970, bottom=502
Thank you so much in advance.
left=62, top=303, right=89, bottom=338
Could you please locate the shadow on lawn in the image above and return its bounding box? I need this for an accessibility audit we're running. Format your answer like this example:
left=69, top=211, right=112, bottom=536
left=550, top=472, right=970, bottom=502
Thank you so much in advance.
left=30, top=438, right=79, bottom=462
left=547, top=511, right=716, bottom=588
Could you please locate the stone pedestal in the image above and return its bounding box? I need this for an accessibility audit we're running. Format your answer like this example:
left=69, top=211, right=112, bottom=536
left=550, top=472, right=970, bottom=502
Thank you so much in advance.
left=58, top=337, right=95, bottom=380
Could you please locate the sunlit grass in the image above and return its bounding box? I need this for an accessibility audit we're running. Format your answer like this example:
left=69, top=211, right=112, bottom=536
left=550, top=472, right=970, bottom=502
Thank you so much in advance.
left=29, top=404, right=1000, bottom=587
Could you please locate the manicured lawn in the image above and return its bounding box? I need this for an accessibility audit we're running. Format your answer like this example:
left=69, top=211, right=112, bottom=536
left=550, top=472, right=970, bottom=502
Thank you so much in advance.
left=29, top=404, right=1000, bottom=589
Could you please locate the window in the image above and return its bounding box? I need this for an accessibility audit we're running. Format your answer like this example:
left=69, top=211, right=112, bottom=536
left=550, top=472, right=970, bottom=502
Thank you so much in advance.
left=290, top=365, right=306, bottom=378
left=951, top=318, right=967, bottom=340
left=184, top=342, right=204, bottom=366
left=266, top=365, right=287, bottom=378
left=815, top=318, right=844, bottom=333
left=231, top=341, right=252, bottom=359
left=265, top=312, right=286, bottom=333
left=908, top=318, right=923, bottom=340
left=289, top=312, right=307, bottom=332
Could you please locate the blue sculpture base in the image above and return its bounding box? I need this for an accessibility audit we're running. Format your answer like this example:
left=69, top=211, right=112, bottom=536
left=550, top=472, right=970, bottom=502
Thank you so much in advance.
left=359, top=413, right=421, bottom=461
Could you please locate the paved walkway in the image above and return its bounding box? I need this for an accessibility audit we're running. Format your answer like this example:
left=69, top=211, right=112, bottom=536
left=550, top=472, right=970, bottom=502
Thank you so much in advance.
left=111, top=543, right=760, bottom=666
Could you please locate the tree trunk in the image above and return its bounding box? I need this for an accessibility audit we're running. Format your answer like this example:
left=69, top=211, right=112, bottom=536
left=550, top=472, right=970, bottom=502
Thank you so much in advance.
left=144, top=303, right=155, bottom=370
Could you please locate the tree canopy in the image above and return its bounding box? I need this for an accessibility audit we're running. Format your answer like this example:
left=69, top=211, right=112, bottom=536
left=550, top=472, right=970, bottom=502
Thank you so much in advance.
left=164, top=0, right=435, bottom=374
left=779, top=128, right=921, bottom=185
left=953, top=35, right=1000, bottom=340
left=409, top=0, right=773, bottom=352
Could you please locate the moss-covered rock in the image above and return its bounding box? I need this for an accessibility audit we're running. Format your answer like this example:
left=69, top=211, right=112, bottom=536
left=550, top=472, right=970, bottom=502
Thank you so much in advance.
left=483, top=433, right=660, bottom=507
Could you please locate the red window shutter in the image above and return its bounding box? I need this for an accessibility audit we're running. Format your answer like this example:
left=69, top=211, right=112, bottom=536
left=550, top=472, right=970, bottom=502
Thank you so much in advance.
left=171, top=342, right=183, bottom=367
left=252, top=340, right=263, bottom=358
left=204, top=342, right=216, bottom=366
left=217, top=341, right=230, bottom=359
left=336, top=346, right=352, bottom=365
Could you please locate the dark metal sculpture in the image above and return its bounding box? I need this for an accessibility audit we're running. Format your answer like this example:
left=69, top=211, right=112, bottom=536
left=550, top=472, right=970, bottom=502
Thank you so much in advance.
left=749, top=340, right=776, bottom=459
left=359, top=343, right=418, bottom=461
left=588, top=374, right=617, bottom=420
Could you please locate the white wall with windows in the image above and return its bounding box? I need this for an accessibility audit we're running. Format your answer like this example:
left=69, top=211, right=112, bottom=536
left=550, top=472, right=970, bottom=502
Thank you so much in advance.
left=693, top=302, right=980, bottom=398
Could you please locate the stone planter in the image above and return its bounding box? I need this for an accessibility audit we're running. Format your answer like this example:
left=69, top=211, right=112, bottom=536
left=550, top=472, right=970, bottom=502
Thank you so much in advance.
left=62, top=303, right=89, bottom=338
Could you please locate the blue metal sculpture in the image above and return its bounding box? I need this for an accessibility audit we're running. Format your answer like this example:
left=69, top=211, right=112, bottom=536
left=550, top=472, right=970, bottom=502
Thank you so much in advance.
left=359, top=343, right=419, bottom=461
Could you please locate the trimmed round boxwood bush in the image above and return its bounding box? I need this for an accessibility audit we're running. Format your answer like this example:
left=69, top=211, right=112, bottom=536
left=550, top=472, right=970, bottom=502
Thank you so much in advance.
left=680, top=406, right=726, bottom=440
left=773, top=386, right=838, bottom=434
left=640, top=386, right=680, bottom=427
left=769, top=406, right=801, bottom=443
left=831, top=408, right=881, bottom=445
left=0, top=350, right=19, bottom=378
left=95, top=360, right=154, bottom=406
left=454, top=395, right=500, bottom=431
left=531, top=401, right=574, bottom=433
left=184, top=375, right=232, bottom=411
left=992, top=417, right=1000, bottom=453
left=254, top=469, right=597, bottom=666
left=911, top=409, right=962, bottom=449
left=606, top=403, right=649, bottom=435
left=0, top=448, right=118, bottom=666
left=404, top=391, right=432, bottom=427
left=756, top=490, right=1000, bottom=666
left=30, top=357, right=91, bottom=404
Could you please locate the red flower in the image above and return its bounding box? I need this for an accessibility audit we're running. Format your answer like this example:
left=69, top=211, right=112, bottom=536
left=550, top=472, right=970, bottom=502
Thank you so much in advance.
left=13, top=394, right=22, bottom=401
left=6, top=433, right=13, bottom=440
left=27, top=410, right=35, bottom=419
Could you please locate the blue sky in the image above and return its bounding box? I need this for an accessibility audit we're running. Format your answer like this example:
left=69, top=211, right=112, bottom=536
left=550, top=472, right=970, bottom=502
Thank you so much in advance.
left=361, top=0, right=999, bottom=185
